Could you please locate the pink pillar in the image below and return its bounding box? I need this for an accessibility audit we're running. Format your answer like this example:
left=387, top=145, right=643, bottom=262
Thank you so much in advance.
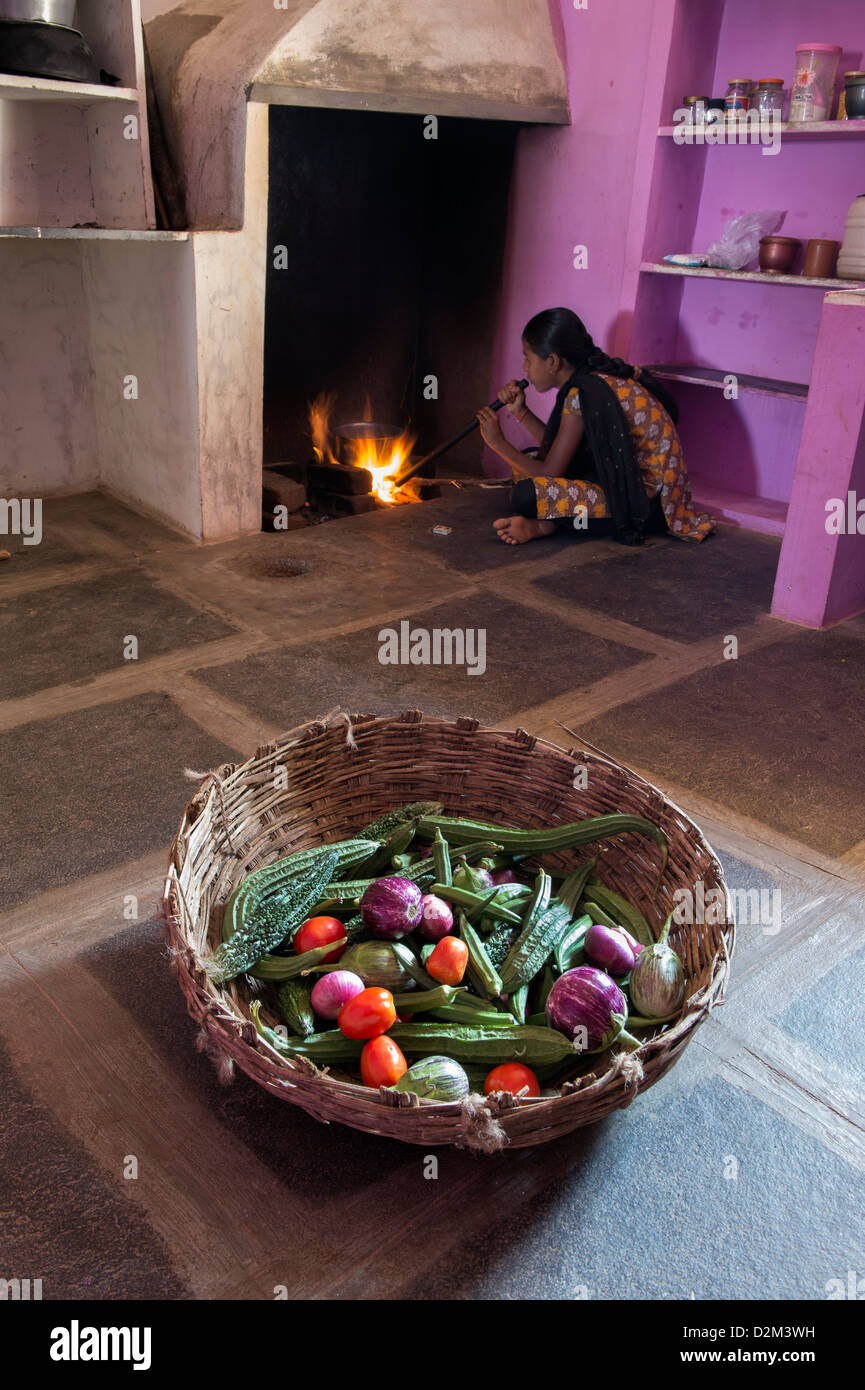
left=772, top=293, right=865, bottom=628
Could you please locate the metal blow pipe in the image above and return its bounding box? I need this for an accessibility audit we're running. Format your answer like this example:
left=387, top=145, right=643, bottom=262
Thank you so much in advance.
left=395, top=380, right=529, bottom=486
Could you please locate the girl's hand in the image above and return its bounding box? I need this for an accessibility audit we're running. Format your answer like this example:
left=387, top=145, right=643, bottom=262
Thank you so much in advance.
left=477, top=405, right=505, bottom=447
left=498, top=380, right=526, bottom=415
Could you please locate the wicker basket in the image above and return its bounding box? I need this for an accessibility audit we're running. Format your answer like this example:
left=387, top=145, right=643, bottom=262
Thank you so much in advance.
left=161, top=710, right=734, bottom=1151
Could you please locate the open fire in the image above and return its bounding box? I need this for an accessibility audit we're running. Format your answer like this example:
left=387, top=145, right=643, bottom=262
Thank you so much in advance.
left=309, top=394, right=417, bottom=504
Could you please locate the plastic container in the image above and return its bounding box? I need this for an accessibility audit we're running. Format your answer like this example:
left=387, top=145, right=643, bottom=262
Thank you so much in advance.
left=837, top=194, right=865, bottom=281
left=789, top=44, right=842, bottom=122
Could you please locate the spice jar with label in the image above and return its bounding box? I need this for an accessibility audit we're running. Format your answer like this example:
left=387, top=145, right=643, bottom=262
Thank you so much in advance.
left=752, top=79, right=785, bottom=117
left=724, top=79, right=753, bottom=116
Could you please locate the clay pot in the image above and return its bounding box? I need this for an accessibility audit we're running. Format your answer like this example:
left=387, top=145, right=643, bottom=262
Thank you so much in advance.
left=759, top=236, right=802, bottom=275
left=801, top=238, right=840, bottom=279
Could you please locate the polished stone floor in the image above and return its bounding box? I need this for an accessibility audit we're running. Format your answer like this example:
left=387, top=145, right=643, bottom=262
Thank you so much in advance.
left=1, top=490, right=863, bottom=1300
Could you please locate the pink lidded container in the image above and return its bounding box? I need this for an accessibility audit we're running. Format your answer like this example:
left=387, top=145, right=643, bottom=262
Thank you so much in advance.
left=789, top=44, right=842, bottom=122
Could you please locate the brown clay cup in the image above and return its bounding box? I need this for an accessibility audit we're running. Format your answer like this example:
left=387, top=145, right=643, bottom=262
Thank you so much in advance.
left=801, top=238, right=840, bottom=278
left=759, top=236, right=802, bottom=275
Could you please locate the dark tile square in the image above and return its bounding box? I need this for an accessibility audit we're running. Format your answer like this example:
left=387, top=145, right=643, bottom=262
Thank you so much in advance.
left=193, top=592, right=646, bottom=727
left=578, top=629, right=865, bottom=856
left=0, top=693, right=235, bottom=905
left=0, top=571, right=238, bottom=698
left=0, top=1035, right=188, bottom=1300
left=327, top=489, right=610, bottom=574
left=533, top=526, right=782, bottom=640
left=391, top=1076, right=865, bottom=1300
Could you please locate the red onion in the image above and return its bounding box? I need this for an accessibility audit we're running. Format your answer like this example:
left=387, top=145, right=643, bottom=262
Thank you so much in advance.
left=310, top=970, right=365, bottom=1020
left=490, top=867, right=522, bottom=885
left=360, top=875, right=424, bottom=940
left=546, top=966, right=628, bottom=1052
left=418, top=893, right=454, bottom=942
left=585, top=923, right=638, bottom=975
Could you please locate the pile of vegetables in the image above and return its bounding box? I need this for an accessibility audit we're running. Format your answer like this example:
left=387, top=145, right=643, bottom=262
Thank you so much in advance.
left=211, top=801, right=685, bottom=1101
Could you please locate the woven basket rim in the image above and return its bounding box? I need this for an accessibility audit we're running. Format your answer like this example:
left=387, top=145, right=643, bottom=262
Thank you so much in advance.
left=161, top=709, right=735, bottom=1148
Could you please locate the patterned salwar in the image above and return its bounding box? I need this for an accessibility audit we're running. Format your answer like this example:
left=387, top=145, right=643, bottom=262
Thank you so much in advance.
left=532, top=374, right=716, bottom=542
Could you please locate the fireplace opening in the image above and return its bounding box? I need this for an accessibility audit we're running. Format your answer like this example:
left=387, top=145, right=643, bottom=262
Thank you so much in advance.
left=263, top=105, right=520, bottom=520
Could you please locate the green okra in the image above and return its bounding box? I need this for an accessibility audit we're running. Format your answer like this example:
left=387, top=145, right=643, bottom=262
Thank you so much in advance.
left=246, top=936, right=347, bottom=982
left=418, top=814, right=668, bottom=892
left=459, top=913, right=504, bottom=999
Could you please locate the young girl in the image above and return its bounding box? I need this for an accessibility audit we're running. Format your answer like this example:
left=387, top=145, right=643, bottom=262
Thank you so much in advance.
left=477, top=307, right=716, bottom=546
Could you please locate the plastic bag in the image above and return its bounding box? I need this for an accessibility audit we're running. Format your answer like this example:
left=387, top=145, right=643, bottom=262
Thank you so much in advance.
left=703, top=210, right=785, bottom=270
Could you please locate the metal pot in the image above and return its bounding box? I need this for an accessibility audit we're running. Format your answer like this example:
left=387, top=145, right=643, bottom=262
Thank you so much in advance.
left=332, top=422, right=401, bottom=464
left=0, top=1, right=77, bottom=26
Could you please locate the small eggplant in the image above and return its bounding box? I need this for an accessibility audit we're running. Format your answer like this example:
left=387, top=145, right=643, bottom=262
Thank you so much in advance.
left=360, top=875, right=424, bottom=940
left=584, top=923, right=638, bottom=975
left=629, top=910, right=684, bottom=1018
left=452, top=861, right=494, bottom=894
left=392, top=1055, right=470, bottom=1102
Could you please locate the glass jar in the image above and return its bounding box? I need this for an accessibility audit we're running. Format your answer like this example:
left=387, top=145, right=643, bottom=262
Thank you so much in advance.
left=724, top=79, right=753, bottom=114
left=752, top=79, right=785, bottom=116
left=705, top=99, right=727, bottom=127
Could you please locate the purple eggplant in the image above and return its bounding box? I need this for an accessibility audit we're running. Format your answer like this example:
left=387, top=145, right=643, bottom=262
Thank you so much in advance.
left=545, top=966, right=628, bottom=1052
left=360, top=875, right=424, bottom=940
left=585, top=923, right=639, bottom=975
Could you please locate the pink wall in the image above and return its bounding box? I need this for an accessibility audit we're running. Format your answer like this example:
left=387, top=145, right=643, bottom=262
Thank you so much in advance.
left=486, top=0, right=666, bottom=476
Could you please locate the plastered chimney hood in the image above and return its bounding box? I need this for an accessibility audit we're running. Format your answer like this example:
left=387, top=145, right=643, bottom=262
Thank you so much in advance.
left=146, top=0, right=569, bottom=228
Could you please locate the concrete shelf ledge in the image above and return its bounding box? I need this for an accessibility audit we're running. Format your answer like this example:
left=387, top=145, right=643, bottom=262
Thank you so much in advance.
left=0, top=74, right=138, bottom=103
left=647, top=364, right=809, bottom=401
left=0, top=226, right=189, bottom=241
left=658, top=119, right=865, bottom=138
left=641, top=261, right=865, bottom=291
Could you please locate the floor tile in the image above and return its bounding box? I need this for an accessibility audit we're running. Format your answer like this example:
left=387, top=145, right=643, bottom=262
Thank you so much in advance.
left=532, top=525, right=782, bottom=640
left=1, top=571, right=238, bottom=699
left=193, top=593, right=647, bottom=727
left=0, top=694, right=235, bottom=906
left=578, top=630, right=865, bottom=857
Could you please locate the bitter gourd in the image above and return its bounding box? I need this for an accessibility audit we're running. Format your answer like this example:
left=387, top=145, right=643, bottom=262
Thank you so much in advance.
left=209, top=850, right=339, bottom=983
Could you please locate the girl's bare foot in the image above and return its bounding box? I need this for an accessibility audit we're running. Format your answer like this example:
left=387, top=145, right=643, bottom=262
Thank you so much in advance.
left=493, top=516, right=557, bottom=545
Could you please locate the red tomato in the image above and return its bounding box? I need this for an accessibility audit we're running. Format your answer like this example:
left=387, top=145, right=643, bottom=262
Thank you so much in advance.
left=484, top=1063, right=540, bottom=1098
left=426, top=936, right=468, bottom=985
left=361, top=1035, right=408, bottom=1088
left=293, top=916, right=346, bottom=963
left=338, top=987, right=396, bottom=1040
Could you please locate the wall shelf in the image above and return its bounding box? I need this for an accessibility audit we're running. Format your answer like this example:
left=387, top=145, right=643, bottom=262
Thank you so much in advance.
left=0, top=74, right=138, bottom=103
left=658, top=119, right=865, bottom=138
left=640, top=261, right=864, bottom=291
left=689, top=482, right=788, bottom=537
left=0, top=226, right=188, bottom=241
left=647, top=363, right=808, bottom=401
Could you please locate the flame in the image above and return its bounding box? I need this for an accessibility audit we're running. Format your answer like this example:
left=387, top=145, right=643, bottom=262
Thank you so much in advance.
left=307, top=394, right=415, bottom=505
left=309, top=391, right=337, bottom=463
